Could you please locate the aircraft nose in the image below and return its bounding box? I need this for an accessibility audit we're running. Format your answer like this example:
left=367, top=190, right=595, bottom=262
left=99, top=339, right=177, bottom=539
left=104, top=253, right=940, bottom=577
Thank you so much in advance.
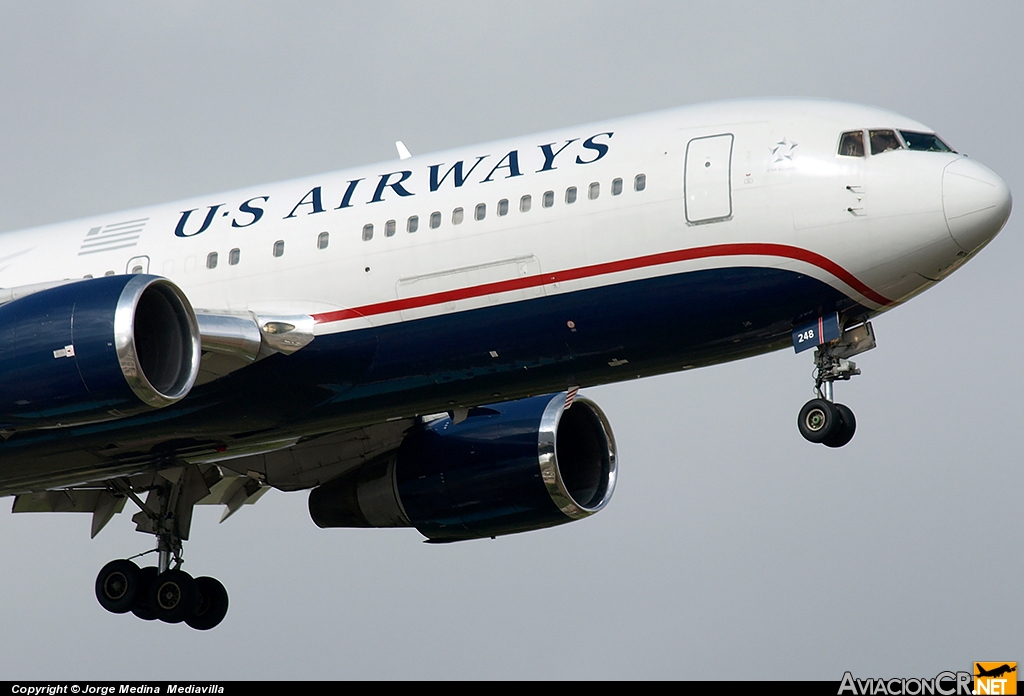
left=942, top=157, right=1012, bottom=253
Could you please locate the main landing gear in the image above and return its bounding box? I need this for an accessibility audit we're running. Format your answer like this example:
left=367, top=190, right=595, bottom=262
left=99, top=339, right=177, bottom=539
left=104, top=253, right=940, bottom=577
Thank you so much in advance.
left=94, top=466, right=230, bottom=630
left=797, top=321, right=876, bottom=448
left=95, top=560, right=228, bottom=629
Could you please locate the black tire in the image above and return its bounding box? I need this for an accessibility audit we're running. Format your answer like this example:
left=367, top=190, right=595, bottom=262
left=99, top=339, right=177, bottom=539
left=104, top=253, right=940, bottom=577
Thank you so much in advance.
left=149, top=569, right=199, bottom=624
left=186, top=576, right=229, bottom=631
left=131, top=566, right=160, bottom=621
left=824, top=403, right=857, bottom=448
left=95, top=559, right=141, bottom=614
left=797, top=399, right=841, bottom=444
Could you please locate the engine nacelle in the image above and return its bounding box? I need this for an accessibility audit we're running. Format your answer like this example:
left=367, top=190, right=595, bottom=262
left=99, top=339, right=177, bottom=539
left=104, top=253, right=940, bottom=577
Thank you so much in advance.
left=0, top=274, right=201, bottom=428
left=308, top=393, right=617, bottom=542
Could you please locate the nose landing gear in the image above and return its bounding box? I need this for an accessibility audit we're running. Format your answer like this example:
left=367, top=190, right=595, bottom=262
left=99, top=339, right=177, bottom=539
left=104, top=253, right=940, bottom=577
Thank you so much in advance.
left=798, top=397, right=856, bottom=448
left=797, top=321, right=875, bottom=448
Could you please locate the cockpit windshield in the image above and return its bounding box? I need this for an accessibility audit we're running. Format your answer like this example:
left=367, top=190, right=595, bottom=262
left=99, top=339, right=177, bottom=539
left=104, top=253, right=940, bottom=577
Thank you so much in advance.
left=869, top=130, right=903, bottom=155
left=898, top=130, right=955, bottom=153
left=838, top=131, right=865, bottom=157
left=839, top=129, right=957, bottom=157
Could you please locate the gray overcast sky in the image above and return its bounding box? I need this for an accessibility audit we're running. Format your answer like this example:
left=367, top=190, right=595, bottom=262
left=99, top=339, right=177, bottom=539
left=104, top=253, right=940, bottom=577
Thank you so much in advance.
left=0, top=1, right=1020, bottom=680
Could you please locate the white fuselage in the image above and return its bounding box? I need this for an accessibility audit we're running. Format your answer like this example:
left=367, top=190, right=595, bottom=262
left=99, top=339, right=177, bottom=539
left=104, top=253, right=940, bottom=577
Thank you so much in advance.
left=0, top=99, right=1007, bottom=328
left=0, top=98, right=1010, bottom=493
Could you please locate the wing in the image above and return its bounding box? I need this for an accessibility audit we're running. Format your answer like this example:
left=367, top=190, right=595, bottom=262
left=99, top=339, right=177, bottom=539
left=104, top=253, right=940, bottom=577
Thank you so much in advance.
left=11, top=418, right=416, bottom=537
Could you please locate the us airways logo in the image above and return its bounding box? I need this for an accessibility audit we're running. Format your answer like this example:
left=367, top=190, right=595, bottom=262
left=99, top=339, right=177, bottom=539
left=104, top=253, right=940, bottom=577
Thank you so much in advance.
left=974, top=663, right=1017, bottom=695
left=172, top=131, right=613, bottom=238
left=78, top=217, right=149, bottom=256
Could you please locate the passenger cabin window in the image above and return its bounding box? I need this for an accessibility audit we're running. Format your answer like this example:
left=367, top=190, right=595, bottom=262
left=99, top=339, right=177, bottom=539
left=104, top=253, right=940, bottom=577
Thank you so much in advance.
left=475, top=203, right=486, bottom=221
left=498, top=198, right=509, bottom=216
left=362, top=224, right=373, bottom=241
left=838, top=131, right=866, bottom=157
left=407, top=215, right=419, bottom=233
left=899, top=131, right=955, bottom=153
left=869, top=130, right=903, bottom=155
left=589, top=182, right=600, bottom=200
left=229, top=248, right=240, bottom=265
left=520, top=195, right=532, bottom=212
left=206, top=252, right=218, bottom=269
left=317, top=232, right=329, bottom=249
left=273, top=240, right=285, bottom=257
left=565, top=186, right=577, bottom=204
left=452, top=207, right=464, bottom=224
left=634, top=174, right=646, bottom=191
left=612, top=178, right=623, bottom=195
left=131, top=265, right=144, bottom=274
left=430, top=211, right=441, bottom=229
left=385, top=219, right=396, bottom=237
left=542, top=190, right=554, bottom=208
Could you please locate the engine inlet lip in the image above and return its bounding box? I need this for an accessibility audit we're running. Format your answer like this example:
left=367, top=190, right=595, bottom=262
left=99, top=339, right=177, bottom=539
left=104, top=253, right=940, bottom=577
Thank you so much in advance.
left=113, top=275, right=201, bottom=408
left=538, top=393, right=618, bottom=520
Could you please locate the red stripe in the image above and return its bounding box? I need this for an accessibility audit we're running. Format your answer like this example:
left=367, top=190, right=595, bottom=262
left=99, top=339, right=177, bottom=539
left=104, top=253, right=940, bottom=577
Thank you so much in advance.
left=311, top=243, right=891, bottom=325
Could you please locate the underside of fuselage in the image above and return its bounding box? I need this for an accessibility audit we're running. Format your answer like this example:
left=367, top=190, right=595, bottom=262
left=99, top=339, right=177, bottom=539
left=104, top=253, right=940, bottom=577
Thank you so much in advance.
left=0, top=265, right=865, bottom=494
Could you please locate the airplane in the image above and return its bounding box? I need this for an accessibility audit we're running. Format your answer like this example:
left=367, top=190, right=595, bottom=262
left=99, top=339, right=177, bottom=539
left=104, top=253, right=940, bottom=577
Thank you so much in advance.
left=0, top=98, right=1011, bottom=630
left=976, top=664, right=1016, bottom=679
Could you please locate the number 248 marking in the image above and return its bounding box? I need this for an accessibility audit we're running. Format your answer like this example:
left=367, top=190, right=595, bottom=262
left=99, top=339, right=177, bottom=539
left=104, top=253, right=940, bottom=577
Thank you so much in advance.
left=797, top=329, right=816, bottom=343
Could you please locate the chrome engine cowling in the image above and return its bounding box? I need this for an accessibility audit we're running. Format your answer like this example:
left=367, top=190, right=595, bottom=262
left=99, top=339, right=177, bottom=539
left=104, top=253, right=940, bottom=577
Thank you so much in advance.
left=0, top=274, right=200, bottom=428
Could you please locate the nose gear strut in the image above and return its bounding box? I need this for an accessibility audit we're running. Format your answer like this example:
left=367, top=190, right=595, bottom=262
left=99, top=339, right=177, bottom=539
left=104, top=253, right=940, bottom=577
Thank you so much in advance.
left=796, top=321, right=876, bottom=448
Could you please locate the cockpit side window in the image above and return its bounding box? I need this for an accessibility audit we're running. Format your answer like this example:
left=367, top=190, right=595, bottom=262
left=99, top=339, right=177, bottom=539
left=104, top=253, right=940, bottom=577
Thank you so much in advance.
left=838, top=130, right=866, bottom=157
left=869, top=129, right=903, bottom=155
left=898, top=131, right=955, bottom=153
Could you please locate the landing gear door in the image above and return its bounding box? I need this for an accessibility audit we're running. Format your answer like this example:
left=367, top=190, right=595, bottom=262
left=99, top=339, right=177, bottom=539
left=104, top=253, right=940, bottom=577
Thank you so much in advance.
left=684, top=133, right=734, bottom=224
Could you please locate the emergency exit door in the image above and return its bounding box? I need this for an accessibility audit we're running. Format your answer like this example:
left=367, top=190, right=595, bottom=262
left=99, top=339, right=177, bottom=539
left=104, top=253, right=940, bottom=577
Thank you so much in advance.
left=684, top=133, right=734, bottom=224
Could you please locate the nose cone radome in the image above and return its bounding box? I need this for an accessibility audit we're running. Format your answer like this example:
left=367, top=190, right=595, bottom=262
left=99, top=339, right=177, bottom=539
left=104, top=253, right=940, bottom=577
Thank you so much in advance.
left=942, top=157, right=1012, bottom=253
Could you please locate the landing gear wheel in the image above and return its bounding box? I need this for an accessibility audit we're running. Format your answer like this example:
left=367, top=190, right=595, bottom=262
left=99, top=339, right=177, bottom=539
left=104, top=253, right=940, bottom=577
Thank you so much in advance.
left=150, top=569, right=199, bottom=624
left=798, top=399, right=841, bottom=444
left=823, top=403, right=856, bottom=448
left=95, top=559, right=141, bottom=614
left=97, top=465, right=241, bottom=627
left=131, top=566, right=160, bottom=621
left=186, top=576, right=229, bottom=631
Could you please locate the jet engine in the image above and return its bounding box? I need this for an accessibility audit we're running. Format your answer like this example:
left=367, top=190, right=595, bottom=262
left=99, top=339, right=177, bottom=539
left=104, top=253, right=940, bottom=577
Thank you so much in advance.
left=308, top=393, right=617, bottom=542
left=0, top=274, right=201, bottom=428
